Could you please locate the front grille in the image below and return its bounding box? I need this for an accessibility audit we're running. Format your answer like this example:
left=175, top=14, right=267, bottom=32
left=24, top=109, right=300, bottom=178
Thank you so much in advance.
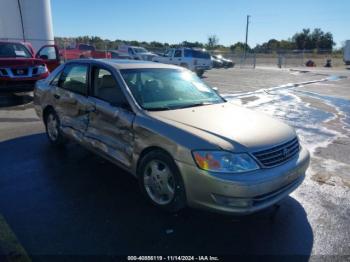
left=253, top=137, right=300, bottom=167
left=12, top=68, right=29, bottom=76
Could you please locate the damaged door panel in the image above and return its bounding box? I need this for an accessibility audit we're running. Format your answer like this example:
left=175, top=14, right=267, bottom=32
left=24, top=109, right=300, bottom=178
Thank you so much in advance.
left=53, top=63, right=91, bottom=142
left=84, top=66, right=135, bottom=167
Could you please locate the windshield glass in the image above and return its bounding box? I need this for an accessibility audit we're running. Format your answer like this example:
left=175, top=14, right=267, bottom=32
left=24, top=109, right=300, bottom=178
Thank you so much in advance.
left=134, top=47, right=148, bottom=53
left=0, top=43, right=32, bottom=58
left=121, top=69, right=224, bottom=110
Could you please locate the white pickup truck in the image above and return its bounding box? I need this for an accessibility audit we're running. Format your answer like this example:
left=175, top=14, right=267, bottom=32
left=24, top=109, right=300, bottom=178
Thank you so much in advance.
left=118, top=45, right=157, bottom=61
left=152, top=48, right=212, bottom=76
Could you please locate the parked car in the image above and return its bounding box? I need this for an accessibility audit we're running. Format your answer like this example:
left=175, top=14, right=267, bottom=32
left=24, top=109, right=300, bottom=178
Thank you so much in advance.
left=118, top=45, right=157, bottom=61
left=212, top=55, right=235, bottom=68
left=344, top=40, right=350, bottom=65
left=109, top=50, right=132, bottom=60
left=0, top=41, right=60, bottom=92
left=60, top=43, right=111, bottom=60
left=34, top=59, right=310, bottom=215
left=153, top=48, right=212, bottom=77
left=211, top=55, right=224, bottom=68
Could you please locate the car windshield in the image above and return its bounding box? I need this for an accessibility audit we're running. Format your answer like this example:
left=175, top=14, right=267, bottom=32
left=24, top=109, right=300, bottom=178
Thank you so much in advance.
left=121, top=68, right=224, bottom=110
left=0, top=43, right=32, bottom=58
left=134, top=47, right=148, bottom=53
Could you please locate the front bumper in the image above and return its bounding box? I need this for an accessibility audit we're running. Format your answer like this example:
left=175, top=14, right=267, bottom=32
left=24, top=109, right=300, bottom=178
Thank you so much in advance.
left=0, top=74, right=48, bottom=92
left=177, top=146, right=310, bottom=215
left=0, top=79, right=37, bottom=92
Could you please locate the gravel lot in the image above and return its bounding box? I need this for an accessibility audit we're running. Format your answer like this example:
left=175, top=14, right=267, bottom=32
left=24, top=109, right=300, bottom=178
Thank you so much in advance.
left=0, top=66, right=349, bottom=259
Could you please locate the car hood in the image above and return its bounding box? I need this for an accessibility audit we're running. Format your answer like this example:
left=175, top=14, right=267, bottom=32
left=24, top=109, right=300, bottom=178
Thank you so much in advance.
left=139, top=52, right=157, bottom=56
left=149, top=102, right=296, bottom=152
left=0, top=58, right=43, bottom=67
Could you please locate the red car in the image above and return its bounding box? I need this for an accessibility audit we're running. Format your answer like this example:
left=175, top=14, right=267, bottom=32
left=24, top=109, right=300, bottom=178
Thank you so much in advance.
left=59, top=43, right=111, bottom=60
left=0, top=41, right=60, bottom=92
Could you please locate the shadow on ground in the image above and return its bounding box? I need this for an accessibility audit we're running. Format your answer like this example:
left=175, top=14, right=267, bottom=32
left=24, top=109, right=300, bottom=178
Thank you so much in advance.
left=0, top=93, right=33, bottom=108
left=0, top=134, right=314, bottom=258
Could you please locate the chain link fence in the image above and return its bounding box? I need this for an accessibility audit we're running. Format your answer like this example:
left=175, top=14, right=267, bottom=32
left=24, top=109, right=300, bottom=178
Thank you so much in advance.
left=211, top=49, right=344, bottom=68
left=53, top=39, right=345, bottom=69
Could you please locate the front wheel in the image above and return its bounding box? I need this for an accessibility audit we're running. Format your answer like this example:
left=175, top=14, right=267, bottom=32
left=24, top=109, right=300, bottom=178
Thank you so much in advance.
left=196, top=69, right=204, bottom=77
left=138, top=150, right=186, bottom=213
left=45, top=110, right=66, bottom=146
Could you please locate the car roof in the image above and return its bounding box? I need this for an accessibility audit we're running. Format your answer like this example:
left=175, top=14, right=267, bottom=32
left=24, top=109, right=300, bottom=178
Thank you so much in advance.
left=66, top=59, right=181, bottom=70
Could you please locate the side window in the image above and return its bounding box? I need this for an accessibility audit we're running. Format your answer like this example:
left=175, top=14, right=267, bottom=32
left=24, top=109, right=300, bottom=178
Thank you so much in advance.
left=50, top=70, right=62, bottom=86
left=128, top=48, right=134, bottom=55
left=58, top=64, right=88, bottom=95
left=184, top=49, right=192, bottom=57
left=79, top=44, right=91, bottom=51
left=164, top=49, right=174, bottom=57
left=92, top=67, right=127, bottom=106
left=174, top=50, right=182, bottom=57
left=37, top=46, right=57, bottom=60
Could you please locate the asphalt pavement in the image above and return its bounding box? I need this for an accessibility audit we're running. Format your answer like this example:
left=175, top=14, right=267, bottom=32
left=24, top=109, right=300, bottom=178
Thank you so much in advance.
left=0, top=66, right=349, bottom=260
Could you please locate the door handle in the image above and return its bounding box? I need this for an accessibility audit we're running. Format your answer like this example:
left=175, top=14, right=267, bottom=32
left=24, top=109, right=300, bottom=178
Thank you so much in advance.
left=53, top=94, right=60, bottom=99
left=84, top=103, right=96, bottom=113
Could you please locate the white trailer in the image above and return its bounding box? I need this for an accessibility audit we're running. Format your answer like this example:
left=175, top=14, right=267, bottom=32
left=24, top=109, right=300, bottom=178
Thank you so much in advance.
left=344, top=40, right=350, bottom=65
left=0, top=0, right=54, bottom=52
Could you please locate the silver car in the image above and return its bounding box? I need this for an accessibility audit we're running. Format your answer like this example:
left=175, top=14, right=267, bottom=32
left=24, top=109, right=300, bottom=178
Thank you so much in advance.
left=34, top=59, right=310, bottom=215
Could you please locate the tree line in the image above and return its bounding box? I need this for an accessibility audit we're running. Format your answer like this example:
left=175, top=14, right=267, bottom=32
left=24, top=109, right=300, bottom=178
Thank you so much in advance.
left=55, top=28, right=337, bottom=54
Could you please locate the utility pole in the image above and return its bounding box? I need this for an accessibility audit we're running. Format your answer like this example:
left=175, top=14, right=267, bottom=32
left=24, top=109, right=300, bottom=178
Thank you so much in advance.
left=244, top=15, right=250, bottom=60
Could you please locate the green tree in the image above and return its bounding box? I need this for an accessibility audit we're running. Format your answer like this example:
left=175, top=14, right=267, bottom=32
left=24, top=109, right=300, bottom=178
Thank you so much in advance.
left=292, top=28, right=334, bottom=51
left=230, top=42, right=250, bottom=53
left=206, top=35, right=219, bottom=49
left=181, top=41, right=204, bottom=48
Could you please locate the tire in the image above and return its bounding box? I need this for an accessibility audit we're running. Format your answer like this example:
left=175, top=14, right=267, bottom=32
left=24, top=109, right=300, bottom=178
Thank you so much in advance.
left=196, top=69, right=204, bottom=77
left=180, top=63, right=188, bottom=69
left=138, top=149, right=186, bottom=213
left=44, top=109, right=66, bottom=147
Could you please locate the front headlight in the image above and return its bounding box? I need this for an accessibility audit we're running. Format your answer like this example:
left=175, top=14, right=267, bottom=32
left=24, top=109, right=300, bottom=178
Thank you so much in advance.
left=192, top=151, right=259, bottom=173
left=37, top=65, right=48, bottom=75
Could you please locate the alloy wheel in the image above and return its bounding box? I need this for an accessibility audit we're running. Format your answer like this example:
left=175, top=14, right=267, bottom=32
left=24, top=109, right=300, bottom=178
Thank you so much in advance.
left=143, top=160, right=175, bottom=205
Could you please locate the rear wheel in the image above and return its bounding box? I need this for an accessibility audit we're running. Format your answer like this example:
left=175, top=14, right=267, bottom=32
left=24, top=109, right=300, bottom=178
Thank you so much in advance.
left=138, top=150, right=186, bottom=213
left=45, top=110, right=66, bottom=146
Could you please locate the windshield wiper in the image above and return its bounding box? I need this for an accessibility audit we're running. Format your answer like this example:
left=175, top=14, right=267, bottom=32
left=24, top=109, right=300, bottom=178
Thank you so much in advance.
left=145, top=106, right=172, bottom=111
left=174, top=101, right=216, bottom=109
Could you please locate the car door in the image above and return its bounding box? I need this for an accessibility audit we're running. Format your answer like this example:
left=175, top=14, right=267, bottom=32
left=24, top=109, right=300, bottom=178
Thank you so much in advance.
left=53, top=62, right=94, bottom=143
left=173, top=49, right=183, bottom=65
left=35, top=45, right=61, bottom=72
left=85, top=65, right=135, bottom=168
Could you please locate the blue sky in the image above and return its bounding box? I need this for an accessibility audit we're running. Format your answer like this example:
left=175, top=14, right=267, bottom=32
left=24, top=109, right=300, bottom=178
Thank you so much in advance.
left=51, top=0, right=349, bottom=47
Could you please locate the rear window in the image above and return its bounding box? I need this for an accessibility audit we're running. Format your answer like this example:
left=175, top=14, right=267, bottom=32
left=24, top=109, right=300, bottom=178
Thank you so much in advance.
left=79, top=44, right=95, bottom=51
left=184, top=49, right=210, bottom=59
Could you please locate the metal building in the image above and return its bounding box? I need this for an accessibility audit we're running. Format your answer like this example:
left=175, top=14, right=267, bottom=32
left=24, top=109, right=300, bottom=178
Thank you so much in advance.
left=0, top=0, right=54, bottom=51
